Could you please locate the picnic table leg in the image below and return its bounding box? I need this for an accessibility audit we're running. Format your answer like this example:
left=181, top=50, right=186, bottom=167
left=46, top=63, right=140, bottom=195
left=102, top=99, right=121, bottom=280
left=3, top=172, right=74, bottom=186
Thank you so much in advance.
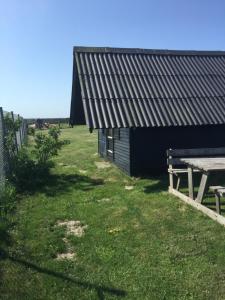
left=215, top=193, right=221, bottom=215
left=169, top=170, right=174, bottom=190
left=176, top=176, right=181, bottom=190
left=196, top=171, right=209, bottom=203
left=188, top=167, right=194, bottom=199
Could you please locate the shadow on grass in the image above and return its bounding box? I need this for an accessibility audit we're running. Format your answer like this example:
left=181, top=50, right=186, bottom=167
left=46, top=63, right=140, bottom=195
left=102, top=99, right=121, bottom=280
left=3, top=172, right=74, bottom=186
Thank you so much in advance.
left=142, top=174, right=169, bottom=193
left=0, top=221, right=12, bottom=259
left=10, top=154, right=104, bottom=196
left=2, top=254, right=127, bottom=300
left=0, top=220, right=12, bottom=287
left=17, top=172, right=104, bottom=197
left=37, top=173, right=104, bottom=197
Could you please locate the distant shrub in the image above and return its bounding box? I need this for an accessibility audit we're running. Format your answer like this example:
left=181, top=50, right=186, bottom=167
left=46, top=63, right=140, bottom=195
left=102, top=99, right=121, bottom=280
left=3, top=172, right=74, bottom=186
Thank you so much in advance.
left=8, top=127, right=69, bottom=193
left=28, top=127, right=35, bottom=136
left=48, top=127, right=60, bottom=140
left=33, top=127, right=65, bottom=165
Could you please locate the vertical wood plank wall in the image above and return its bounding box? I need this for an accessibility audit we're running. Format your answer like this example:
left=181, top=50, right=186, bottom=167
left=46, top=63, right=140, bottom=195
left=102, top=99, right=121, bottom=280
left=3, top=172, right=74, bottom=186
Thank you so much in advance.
left=113, top=128, right=130, bottom=174
left=98, top=128, right=131, bottom=175
left=98, top=129, right=107, bottom=157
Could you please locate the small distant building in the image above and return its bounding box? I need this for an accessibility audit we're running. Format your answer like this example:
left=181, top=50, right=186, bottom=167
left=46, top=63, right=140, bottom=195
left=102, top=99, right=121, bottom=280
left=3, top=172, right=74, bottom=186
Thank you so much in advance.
left=70, top=46, right=225, bottom=175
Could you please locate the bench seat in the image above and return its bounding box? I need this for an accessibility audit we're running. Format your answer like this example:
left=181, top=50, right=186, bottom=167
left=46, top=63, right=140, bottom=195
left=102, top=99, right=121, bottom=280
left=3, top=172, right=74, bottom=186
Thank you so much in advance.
left=209, top=186, right=224, bottom=192
left=168, top=168, right=200, bottom=174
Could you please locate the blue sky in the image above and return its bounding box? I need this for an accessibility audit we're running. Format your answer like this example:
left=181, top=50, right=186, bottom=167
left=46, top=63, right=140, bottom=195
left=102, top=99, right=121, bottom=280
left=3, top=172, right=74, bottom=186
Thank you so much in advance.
left=1, top=0, right=225, bottom=118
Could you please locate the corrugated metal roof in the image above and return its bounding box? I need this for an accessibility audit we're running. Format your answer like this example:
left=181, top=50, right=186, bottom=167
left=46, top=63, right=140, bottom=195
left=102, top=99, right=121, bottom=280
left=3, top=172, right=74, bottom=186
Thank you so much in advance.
left=70, top=46, right=225, bottom=129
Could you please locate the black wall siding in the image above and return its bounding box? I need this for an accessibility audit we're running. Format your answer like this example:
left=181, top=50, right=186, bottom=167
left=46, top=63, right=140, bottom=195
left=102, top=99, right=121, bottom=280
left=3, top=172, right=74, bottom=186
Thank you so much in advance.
left=98, top=129, right=107, bottom=157
left=132, top=125, right=225, bottom=175
left=98, top=125, right=225, bottom=176
left=98, top=128, right=131, bottom=175
left=113, top=128, right=130, bottom=174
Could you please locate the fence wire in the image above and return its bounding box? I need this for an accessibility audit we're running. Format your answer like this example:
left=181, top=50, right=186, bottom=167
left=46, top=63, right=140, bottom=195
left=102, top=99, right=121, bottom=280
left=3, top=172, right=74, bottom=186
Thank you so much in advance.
left=0, top=107, right=27, bottom=190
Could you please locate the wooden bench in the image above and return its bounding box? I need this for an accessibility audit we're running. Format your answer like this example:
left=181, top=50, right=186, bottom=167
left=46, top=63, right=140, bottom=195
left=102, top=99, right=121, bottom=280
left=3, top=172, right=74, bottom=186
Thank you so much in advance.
left=209, top=186, right=225, bottom=214
left=167, top=147, right=225, bottom=191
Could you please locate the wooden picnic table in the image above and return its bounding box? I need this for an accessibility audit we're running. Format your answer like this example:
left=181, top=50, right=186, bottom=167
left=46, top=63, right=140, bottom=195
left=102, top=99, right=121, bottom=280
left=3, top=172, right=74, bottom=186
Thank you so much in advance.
left=180, top=157, right=225, bottom=203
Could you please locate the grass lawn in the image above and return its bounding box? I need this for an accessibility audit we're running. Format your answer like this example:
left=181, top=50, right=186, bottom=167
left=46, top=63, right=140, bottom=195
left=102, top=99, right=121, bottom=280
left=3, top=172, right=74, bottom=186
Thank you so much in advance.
left=1, top=126, right=225, bottom=300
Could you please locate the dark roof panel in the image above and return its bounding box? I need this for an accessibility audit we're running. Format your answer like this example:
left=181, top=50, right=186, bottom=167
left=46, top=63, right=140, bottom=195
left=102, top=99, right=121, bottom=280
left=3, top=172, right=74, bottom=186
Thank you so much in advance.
left=70, top=46, right=225, bottom=129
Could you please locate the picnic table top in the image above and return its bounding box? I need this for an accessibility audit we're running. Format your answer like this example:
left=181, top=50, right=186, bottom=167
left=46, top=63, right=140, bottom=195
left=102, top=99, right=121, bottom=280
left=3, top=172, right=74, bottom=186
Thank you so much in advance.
left=180, top=157, right=225, bottom=172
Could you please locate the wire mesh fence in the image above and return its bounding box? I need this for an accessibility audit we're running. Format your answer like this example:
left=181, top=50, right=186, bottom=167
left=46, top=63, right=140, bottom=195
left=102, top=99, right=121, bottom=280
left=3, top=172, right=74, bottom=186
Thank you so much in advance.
left=0, top=107, right=27, bottom=190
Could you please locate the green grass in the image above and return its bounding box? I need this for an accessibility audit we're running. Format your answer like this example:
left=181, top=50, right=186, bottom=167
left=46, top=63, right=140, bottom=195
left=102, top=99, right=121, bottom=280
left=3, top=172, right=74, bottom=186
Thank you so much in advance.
left=1, top=126, right=225, bottom=300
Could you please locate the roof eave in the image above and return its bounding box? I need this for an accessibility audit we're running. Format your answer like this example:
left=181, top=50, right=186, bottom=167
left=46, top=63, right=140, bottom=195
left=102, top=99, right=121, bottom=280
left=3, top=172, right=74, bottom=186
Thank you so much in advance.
left=73, top=46, right=225, bottom=56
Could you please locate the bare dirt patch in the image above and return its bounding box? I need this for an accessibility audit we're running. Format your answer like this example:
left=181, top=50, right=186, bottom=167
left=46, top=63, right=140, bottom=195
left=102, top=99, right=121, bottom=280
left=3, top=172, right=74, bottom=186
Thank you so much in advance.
left=95, top=161, right=111, bottom=169
left=178, top=205, right=187, bottom=212
left=56, top=252, right=76, bottom=260
left=97, top=198, right=111, bottom=203
left=55, top=237, right=77, bottom=261
left=108, top=227, right=121, bottom=234
left=105, top=177, right=117, bottom=182
left=62, top=237, right=69, bottom=244
left=79, top=169, right=87, bottom=174
left=56, top=220, right=88, bottom=237
left=125, top=185, right=134, bottom=190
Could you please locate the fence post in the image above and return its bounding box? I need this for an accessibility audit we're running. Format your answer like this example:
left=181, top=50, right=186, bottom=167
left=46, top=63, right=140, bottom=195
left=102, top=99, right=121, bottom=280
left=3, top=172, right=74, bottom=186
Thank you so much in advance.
left=18, top=114, right=22, bottom=148
left=11, top=111, right=18, bottom=153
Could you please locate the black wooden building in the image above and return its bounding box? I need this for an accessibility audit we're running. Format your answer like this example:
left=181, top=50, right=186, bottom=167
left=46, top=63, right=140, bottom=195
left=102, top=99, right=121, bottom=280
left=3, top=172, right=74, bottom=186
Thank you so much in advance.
left=70, top=46, right=225, bottom=175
